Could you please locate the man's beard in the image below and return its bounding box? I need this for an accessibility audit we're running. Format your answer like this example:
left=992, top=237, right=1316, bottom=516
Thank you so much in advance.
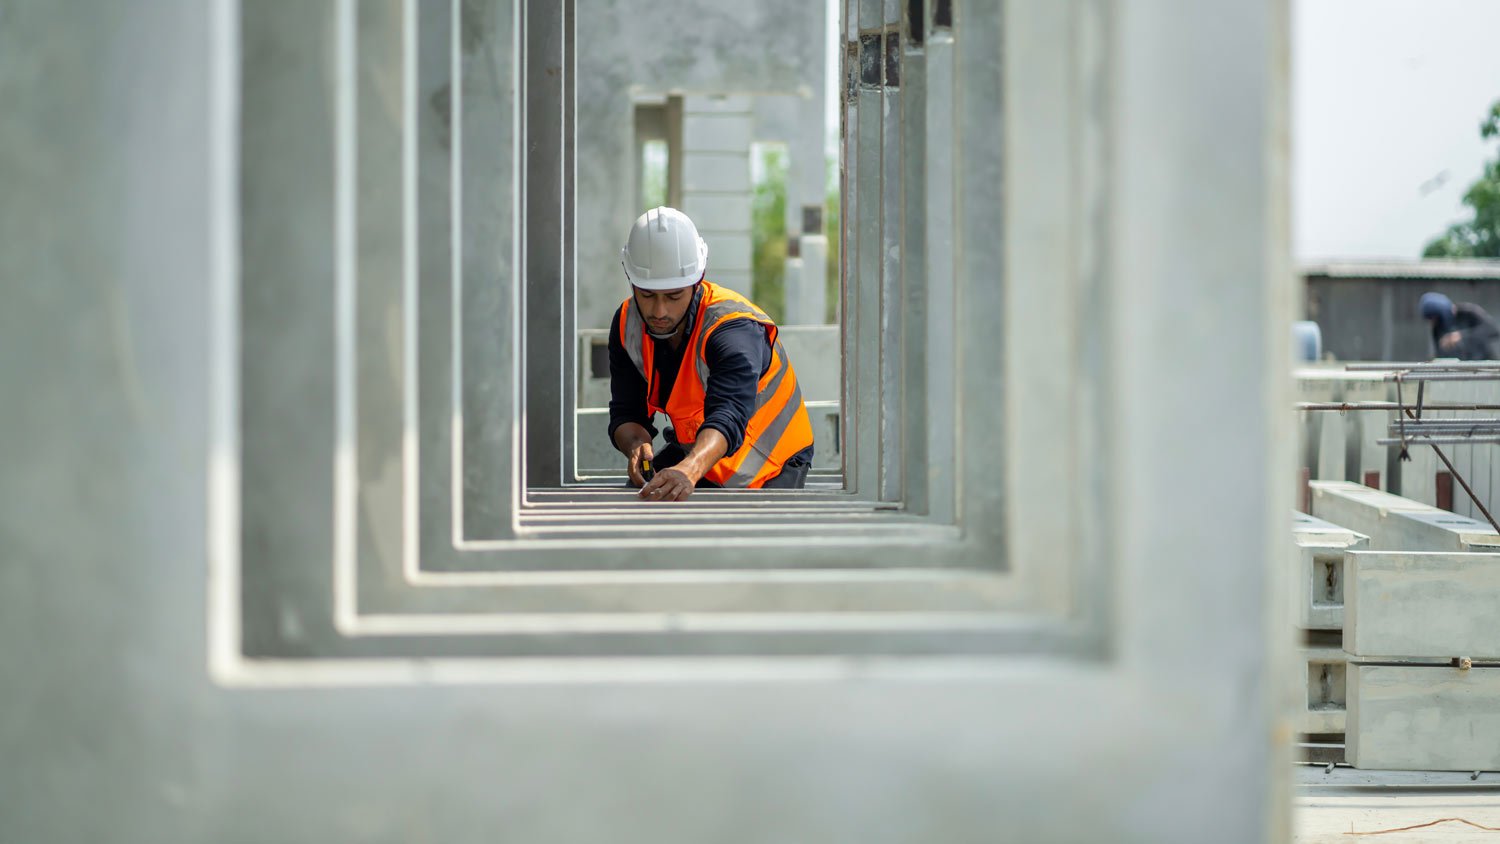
left=646, top=317, right=684, bottom=339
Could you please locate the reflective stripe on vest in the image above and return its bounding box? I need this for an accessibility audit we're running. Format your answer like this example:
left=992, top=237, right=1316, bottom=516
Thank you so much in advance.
left=615, top=281, right=814, bottom=488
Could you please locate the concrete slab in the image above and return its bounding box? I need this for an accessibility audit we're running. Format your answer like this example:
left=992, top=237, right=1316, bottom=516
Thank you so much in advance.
left=680, top=193, right=752, bottom=233
left=682, top=94, right=754, bottom=113
left=701, top=237, right=752, bottom=271
left=683, top=152, right=751, bottom=192
left=705, top=270, right=752, bottom=297
left=1347, top=663, right=1500, bottom=772
left=683, top=113, right=754, bottom=152
left=1310, top=481, right=1500, bottom=553
left=1345, top=552, right=1500, bottom=660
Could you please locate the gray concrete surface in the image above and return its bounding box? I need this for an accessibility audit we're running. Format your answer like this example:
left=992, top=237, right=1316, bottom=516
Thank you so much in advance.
left=1344, top=552, right=1500, bottom=660
left=1292, top=512, right=1367, bottom=631
left=576, top=0, right=828, bottom=331
left=1348, top=664, right=1500, bottom=772
left=1309, top=481, right=1500, bottom=553
left=0, top=0, right=1292, bottom=841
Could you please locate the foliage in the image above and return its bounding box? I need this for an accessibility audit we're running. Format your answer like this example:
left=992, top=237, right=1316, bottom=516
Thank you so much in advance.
left=748, top=148, right=844, bottom=325
left=825, top=156, right=841, bottom=324
left=750, top=145, right=788, bottom=324
left=640, top=141, right=668, bottom=209
left=1423, top=100, right=1500, bottom=259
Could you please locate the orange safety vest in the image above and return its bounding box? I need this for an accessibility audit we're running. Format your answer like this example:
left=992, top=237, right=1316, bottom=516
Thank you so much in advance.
left=617, top=281, right=814, bottom=488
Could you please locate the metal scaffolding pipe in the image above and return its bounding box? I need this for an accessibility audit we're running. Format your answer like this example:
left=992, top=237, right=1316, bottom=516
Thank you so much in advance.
left=1346, top=361, right=1500, bottom=372
left=1376, top=436, right=1500, bottom=446
left=1296, top=402, right=1500, bottom=412
left=1380, top=372, right=1500, bottom=382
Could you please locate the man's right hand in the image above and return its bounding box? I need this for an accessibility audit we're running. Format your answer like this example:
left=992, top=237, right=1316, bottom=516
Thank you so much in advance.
left=626, top=441, right=655, bottom=488
left=612, top=422, right=656, bottom=488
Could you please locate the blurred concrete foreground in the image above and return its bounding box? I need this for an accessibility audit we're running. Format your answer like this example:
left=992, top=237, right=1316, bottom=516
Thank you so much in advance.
left=0, top=1, right=1295, bottom=842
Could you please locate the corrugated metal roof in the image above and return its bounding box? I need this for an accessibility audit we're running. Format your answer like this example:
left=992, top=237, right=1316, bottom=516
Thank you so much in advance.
left=1303, top=259, right=1500, bottom=280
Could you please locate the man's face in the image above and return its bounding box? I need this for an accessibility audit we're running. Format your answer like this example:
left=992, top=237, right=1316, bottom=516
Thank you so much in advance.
left=633, top=284, right=695, bottom=336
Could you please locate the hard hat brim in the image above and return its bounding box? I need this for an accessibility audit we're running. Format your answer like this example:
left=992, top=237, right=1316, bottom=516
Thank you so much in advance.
left=620, top=236, right=708, bottom=291
left=626, top=271, right=704, bottom=292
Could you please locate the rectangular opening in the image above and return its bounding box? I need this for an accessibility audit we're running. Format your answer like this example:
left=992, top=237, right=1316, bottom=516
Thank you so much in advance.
left=906, top=0, right=925, bottom=46
left=639, top=139, right=669, bottom=210
left=884, top=31, right=901, bottom=88
left=553, top=1, right=868, bottom=505
left=1308, top=660, right=1347, bottom=711
left=227, top=0, right=1108, bottom=661
left=933, top=0, right=952, bottom=30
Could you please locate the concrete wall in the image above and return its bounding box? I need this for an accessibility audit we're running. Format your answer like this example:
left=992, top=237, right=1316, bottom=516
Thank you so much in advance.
left=576, top=0, right=827, bottom=331
left=1304, top=261, right=1500, bottom=361
left=1297, top=369, right=1500, bottom=524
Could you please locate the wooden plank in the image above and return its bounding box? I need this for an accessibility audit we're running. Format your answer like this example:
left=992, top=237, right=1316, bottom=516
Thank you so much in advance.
left=1347, top=663, right=1500, bottom=772
left=1345, top=551, right=1500, bottom=659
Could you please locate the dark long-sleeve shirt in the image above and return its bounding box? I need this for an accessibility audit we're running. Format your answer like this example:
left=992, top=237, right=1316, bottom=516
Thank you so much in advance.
left=607, top=310, right=812, bottom=467
left=1432, top=303, right=1500, bottom=360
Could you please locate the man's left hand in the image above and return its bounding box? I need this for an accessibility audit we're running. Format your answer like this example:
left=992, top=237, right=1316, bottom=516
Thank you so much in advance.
left=1441, top=330, right=1463, bottom=351
left=639, top=467, right=696, bottom=501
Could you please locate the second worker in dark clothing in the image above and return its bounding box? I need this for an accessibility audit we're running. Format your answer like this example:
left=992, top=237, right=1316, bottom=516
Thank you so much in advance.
left=1420, top=291, right=1500, bottom=360
left=608, top=207, right=814, bottom=501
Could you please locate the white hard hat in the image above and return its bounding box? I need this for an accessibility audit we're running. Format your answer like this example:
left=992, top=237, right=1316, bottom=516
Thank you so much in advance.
left=620, top=206, right=708, bottom=291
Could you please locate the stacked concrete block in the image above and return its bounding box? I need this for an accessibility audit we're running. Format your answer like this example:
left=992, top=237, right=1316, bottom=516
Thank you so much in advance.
left=1303, top=482, right=1500, bottom=770
left=1291, top=512, right=1368, bottom=736
left=1343, top=550, right=1500, bottom=771
left=681, top=96, right=754, bottom=297
left=784, top=234, right=829, bottom=326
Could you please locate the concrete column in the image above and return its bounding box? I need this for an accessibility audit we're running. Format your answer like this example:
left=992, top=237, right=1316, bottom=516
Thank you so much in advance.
left=681, top=95, right=753, bottom=296
left=784, top=234, right=829, bottom=325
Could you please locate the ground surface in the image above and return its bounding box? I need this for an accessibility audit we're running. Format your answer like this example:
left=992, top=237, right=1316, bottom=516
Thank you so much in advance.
left=1296, top=768, right=1500, bottom=842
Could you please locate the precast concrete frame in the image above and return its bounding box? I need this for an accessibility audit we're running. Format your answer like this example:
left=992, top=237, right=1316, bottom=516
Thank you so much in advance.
left=228, top=0, right=1131, bottom=675
left=4, top=0, right=1295, bottom=834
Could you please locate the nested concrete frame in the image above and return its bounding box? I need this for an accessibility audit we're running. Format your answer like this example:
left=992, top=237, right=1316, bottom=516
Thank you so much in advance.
left=226, top=0, right=1118, bottom=672
left=420, top=0, right=956, bottom=550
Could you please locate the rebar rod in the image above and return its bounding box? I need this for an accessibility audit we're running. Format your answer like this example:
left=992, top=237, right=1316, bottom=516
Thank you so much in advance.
left=1380, top=372, right=1500, bottom=382
left=1385, top=420, right=1500, bottom=428
left=1346, top=361, right=1500, bottom=372
left=1401, top=407, right=1500, bottom=534
left=1377, top=436, right=1500, bottom=445
left=1297, top=402, right=1500, bottom=412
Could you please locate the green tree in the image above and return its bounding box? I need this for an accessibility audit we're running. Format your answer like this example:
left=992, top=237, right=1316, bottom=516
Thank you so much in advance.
left=1424, top=100, right=1500, bottom=259
left=825, top=156, right=840, bottom=324
left=751, top=145, right=788, bottom=324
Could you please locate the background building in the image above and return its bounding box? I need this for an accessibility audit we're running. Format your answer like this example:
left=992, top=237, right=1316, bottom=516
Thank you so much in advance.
left=575, top=0, right=829, bottom=332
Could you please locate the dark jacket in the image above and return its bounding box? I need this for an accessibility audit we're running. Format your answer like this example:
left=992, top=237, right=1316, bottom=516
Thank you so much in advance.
left=607, top=310, right=813, bottom=467
left=1432, top=303, right=1500, bottom=360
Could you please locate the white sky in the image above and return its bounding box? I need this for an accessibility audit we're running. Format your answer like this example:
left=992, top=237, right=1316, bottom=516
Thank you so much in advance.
left=823, top=0, right=1500, bottom=261
left=1294, top=0, right=1500, bottom=260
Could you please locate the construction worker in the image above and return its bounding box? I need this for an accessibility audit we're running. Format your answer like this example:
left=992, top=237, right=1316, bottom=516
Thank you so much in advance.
left=607, top=207, right=815, bottom=501
left=1420, top=291, right=1500, bottom=360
